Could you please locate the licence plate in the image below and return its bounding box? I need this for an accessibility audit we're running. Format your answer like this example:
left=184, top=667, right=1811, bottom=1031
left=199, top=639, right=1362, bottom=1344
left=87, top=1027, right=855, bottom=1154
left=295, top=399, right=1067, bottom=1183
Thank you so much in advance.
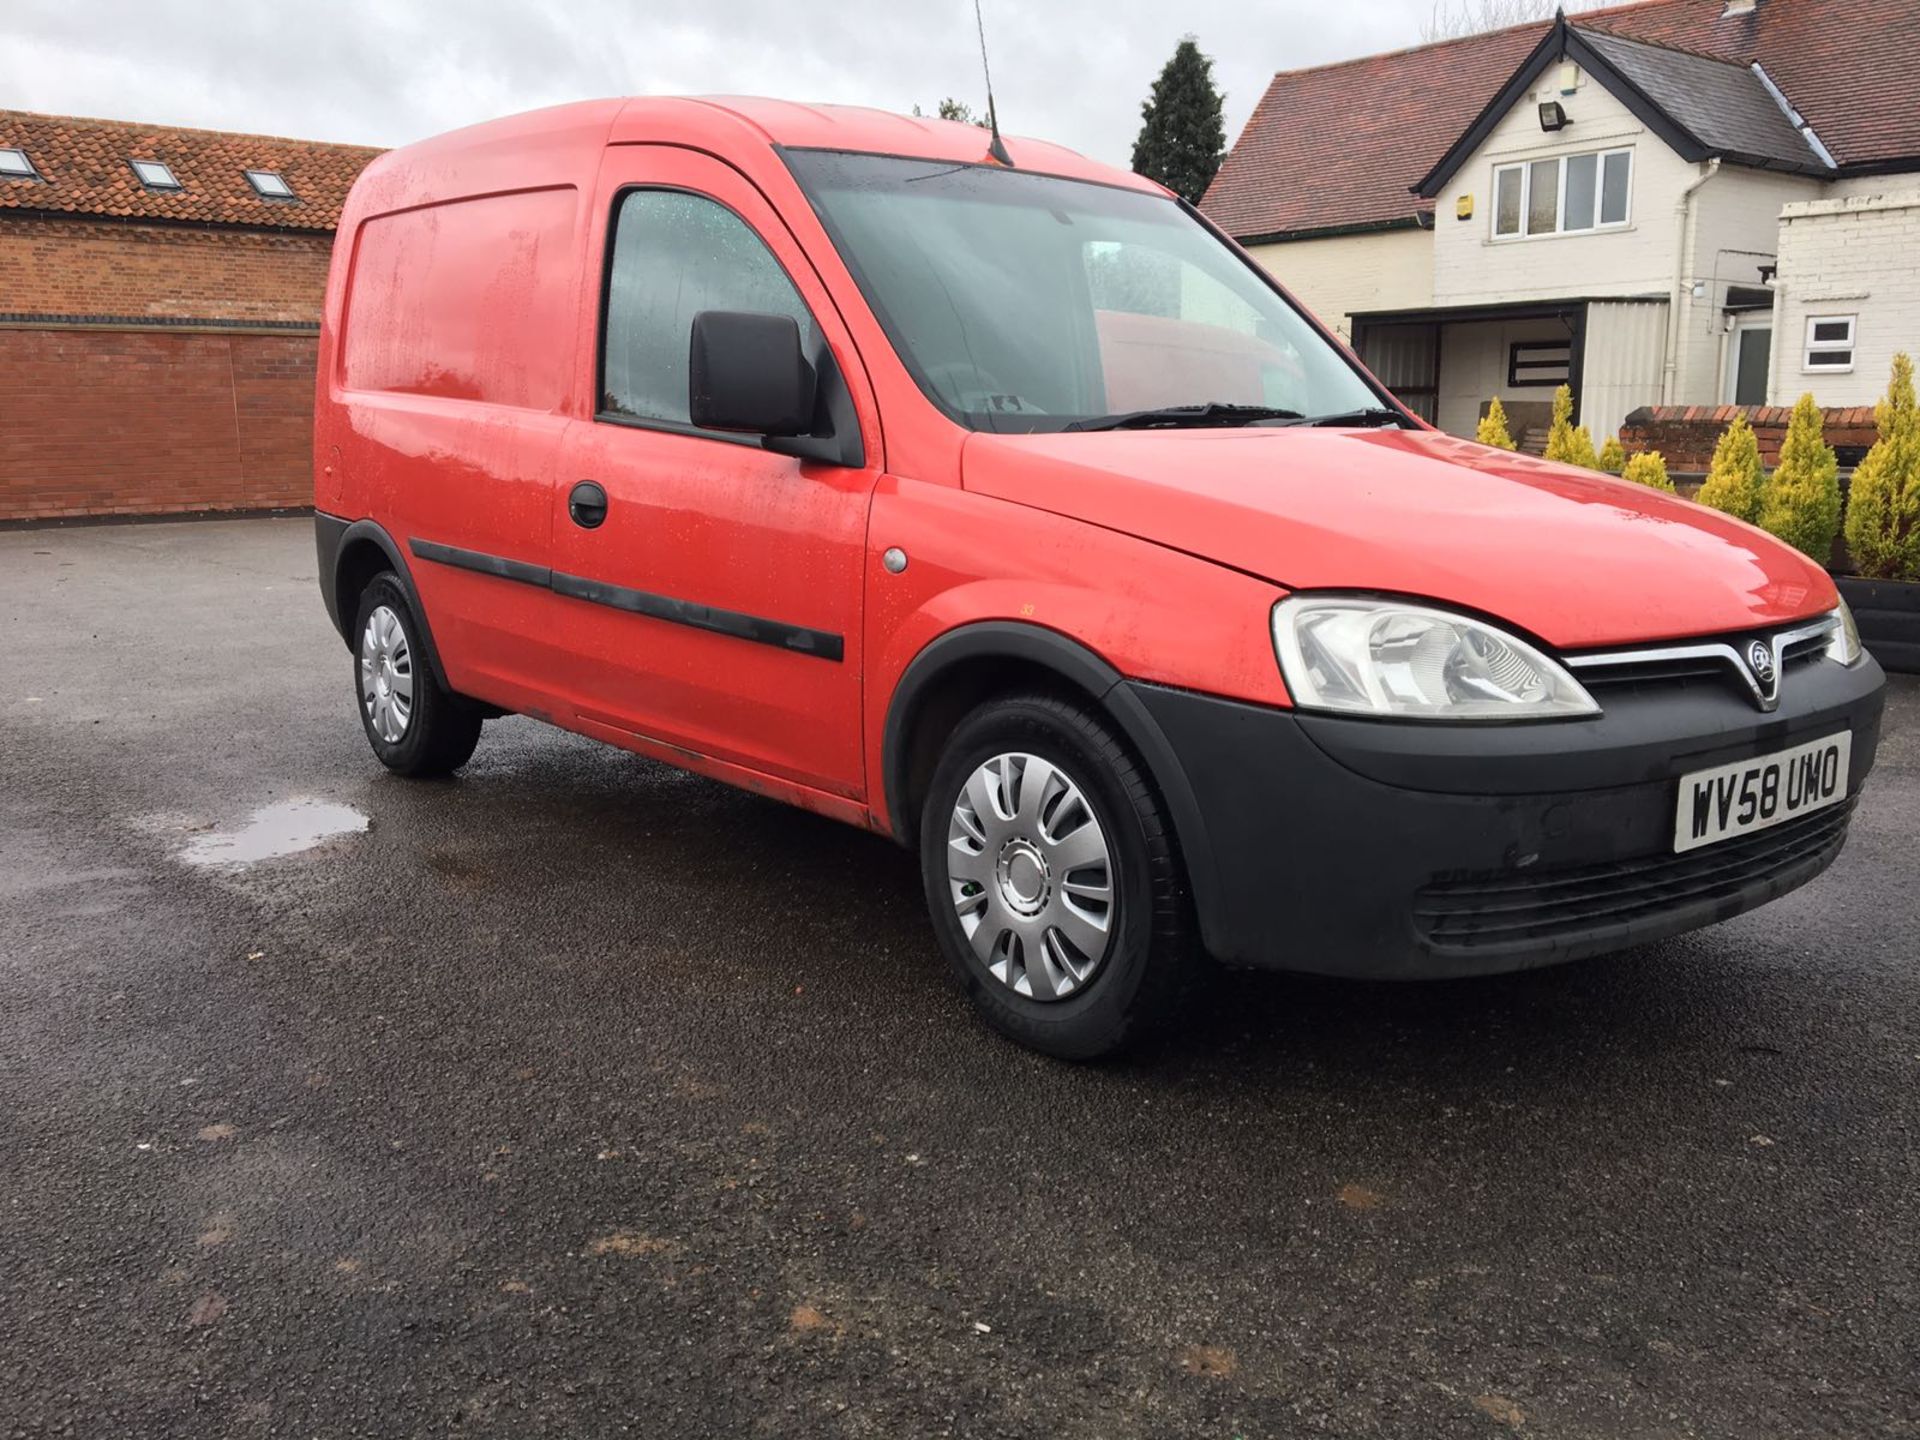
left=1674, top=731, right=1851, bottom=853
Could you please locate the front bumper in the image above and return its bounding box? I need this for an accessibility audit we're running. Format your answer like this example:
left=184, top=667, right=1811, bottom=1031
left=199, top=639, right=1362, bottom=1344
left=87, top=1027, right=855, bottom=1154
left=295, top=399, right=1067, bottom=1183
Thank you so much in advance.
left=1134, top=654, right=1886, bottom=979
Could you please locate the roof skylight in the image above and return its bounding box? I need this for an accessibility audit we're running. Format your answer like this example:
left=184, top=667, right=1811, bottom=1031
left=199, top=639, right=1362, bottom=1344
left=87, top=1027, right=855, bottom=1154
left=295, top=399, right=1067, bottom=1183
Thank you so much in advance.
left=244, top=168, right=295, bottom=199
left=129, top=158, right=182, bottom=190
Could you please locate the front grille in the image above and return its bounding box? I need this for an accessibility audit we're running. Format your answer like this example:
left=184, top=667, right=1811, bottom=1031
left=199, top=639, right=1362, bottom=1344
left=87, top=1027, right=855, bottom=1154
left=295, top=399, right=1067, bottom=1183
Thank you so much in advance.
left=1576, top=632, right=1828, bottom=693
left=1413, top=801, right=1854, bottom=952
left=1566, top=621, right=1836, bottom=705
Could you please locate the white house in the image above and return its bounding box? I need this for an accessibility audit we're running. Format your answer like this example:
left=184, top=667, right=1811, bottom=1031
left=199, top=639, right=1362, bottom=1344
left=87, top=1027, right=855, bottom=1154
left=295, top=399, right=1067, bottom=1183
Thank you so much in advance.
left=1202, top=0, right=1920, bottom=446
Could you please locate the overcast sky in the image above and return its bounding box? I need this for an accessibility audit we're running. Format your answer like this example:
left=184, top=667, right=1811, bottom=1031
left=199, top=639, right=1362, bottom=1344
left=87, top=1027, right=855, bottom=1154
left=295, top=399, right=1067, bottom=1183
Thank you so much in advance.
left=3, top=0, right=1522, bottom=166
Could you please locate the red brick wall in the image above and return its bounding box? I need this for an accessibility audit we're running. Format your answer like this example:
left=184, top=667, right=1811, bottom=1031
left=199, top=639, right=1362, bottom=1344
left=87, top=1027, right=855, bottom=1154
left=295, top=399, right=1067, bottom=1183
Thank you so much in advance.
left=0, top=328, right=314, bottom=521
left=1621, top=404, right=1880, bottom=472
left=0, top=213, right=331, bottom=520
left=0, top=217, right=334, bottom=324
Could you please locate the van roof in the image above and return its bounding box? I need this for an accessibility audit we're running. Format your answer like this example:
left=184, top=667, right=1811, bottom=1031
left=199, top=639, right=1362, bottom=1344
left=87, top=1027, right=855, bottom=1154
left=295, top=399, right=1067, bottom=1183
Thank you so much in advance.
left=659, top=96, right=1159, bottom=190
left=348, top=96, right=1160, bottom=218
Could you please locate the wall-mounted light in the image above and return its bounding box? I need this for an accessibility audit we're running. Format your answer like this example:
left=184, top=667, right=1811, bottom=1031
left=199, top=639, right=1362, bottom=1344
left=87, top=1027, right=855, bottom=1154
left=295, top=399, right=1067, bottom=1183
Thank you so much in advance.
left=1538, top=101, right=1569, bottom=132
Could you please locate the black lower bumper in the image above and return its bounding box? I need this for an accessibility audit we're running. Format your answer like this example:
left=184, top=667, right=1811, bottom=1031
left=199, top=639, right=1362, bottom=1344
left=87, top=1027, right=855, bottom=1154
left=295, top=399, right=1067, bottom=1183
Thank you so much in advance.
left=1133, top=656, right=1886, bottom=979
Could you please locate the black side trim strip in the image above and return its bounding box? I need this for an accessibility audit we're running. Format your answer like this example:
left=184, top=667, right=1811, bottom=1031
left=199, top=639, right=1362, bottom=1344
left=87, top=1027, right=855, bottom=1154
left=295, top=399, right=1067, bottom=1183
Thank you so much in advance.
left=550, top=573, right=843, bottom=660
left=409, top=537, right=552, bottom=588
left=407, top=536, right=842, bottom=662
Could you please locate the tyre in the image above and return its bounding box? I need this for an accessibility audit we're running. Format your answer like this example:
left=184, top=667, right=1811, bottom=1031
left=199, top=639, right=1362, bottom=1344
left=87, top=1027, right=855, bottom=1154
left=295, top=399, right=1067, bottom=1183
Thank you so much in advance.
left=351, top=573, right=484, bottom=777
left=919, top=694, right=1193, bottom=1059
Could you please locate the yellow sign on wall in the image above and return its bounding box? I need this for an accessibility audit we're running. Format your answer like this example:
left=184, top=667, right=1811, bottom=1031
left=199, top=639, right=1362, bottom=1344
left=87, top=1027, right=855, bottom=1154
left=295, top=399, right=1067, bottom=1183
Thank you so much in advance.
left=1456, top=194, right=1475, bottom=220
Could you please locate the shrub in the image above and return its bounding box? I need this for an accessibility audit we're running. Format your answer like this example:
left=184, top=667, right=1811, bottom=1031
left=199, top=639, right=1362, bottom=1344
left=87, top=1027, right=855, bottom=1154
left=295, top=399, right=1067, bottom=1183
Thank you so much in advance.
left=1597, top=435, right=1626, bottom=474
left=1842, top=352, right=1920, bottom=581
left=1476, top=396, right=1517, bottom=450
left=1543, top=385, right=1601, bottom=469
left=1693, top=412, right=1765, bottom=523
left=1758, top=393, right=1842, bottom=561
left=1620, top=450, right=1674, bottom=493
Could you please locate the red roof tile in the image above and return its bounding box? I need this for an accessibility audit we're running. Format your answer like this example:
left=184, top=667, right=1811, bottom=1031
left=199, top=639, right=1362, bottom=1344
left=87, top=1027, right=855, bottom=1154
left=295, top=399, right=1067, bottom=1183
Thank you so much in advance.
left=0, top=109, right=382, bottom=231
left=1203, top=0, right=1920, bottom=241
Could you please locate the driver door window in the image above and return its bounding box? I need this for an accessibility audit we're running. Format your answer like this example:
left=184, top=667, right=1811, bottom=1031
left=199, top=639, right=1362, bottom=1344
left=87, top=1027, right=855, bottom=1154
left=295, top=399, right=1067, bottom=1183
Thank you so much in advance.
left=600, top=189, right=819, bottom=428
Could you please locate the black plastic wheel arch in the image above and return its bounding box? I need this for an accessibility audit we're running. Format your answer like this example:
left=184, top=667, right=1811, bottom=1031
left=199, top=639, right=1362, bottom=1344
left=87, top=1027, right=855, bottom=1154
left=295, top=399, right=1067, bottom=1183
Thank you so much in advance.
left=880, top=621, right=1224, bottom=954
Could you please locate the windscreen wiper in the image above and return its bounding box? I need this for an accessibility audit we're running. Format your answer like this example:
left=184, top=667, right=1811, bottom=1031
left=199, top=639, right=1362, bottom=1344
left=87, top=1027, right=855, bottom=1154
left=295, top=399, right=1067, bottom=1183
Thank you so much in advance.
left=1255, top=407, right=1411, bottom=429
left=1064, top=402, right=1304, bottom=432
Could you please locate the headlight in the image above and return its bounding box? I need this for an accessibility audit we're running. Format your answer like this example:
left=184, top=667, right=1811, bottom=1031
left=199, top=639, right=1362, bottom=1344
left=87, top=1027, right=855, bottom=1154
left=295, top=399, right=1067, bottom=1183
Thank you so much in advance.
left=1272, top=595, right=1599, bottom=721
left=1827, top=597, right=1863, bottom=666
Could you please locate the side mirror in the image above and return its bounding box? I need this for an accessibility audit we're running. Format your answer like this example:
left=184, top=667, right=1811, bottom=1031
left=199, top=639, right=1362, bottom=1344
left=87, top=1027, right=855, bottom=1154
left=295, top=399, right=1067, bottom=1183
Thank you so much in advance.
left=688, top=310, right=817, bottom=438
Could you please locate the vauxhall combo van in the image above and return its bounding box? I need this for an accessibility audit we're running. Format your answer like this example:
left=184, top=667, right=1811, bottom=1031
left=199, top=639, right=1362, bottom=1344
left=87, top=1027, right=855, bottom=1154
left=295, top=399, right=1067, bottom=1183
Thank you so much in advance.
left=314, top=98, right=1885, bottom=1058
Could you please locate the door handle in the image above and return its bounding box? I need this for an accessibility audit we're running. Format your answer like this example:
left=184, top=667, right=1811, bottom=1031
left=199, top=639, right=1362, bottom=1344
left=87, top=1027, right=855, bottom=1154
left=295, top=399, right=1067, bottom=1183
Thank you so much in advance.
left=568, top=480, right=608, bottom=530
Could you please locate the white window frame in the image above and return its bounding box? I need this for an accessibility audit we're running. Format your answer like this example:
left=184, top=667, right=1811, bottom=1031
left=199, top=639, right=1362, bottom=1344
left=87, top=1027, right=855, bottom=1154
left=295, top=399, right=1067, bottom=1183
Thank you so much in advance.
left=1803, top=314, right=1855, bottom=373
left=1490, top=146, right=1633, bottom=240
left=0, top=146, right=37, bottom=179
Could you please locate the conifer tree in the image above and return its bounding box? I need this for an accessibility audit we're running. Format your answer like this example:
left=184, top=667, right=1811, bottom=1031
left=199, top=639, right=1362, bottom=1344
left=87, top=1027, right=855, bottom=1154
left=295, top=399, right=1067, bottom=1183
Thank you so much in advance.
left=1620, top=450, right=1674, bottom=493
left=1476, top=397, right=1517, bottom=450
left=1542, top=385, right=1600, bottom=469
left=1131, top=38, right=1227, bottom=204
left=1694, top=412, right=1766, bottom=523
left=1759, top=393, right=1842, bottom=561
left=1843, top=353, right=1920, bottom=581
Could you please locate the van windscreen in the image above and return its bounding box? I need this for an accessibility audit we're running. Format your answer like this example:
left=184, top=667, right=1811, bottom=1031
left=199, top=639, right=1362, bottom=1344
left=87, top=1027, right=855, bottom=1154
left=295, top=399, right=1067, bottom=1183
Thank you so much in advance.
left=782, top=150, right=1383, bottom=434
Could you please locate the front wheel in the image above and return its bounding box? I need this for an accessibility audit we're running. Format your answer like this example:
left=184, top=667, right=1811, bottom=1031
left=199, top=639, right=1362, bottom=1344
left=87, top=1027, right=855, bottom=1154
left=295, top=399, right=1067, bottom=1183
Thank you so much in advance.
left=351, top=574, right=483, bottom=777
left=919, top=694, right=1193, bottom=1059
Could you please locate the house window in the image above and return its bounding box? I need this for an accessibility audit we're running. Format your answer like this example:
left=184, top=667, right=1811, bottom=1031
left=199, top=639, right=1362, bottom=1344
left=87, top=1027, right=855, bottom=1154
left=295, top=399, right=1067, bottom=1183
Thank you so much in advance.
left=1509, top=340, right=1572, bottom=388
left=129, top=158, right=182, bottom=190
left=1491, top=148, right=1631, bottom=238
left=0, top=146, right=38, bottom=179
left=1803, top=315, right=1855, bottom=372
left=245, top=169, right=295, bottom=199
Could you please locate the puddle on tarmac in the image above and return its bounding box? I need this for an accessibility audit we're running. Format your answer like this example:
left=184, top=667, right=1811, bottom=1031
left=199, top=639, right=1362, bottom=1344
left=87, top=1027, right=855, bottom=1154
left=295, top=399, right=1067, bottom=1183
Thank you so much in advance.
left=179, top=799, right=369, bottom=869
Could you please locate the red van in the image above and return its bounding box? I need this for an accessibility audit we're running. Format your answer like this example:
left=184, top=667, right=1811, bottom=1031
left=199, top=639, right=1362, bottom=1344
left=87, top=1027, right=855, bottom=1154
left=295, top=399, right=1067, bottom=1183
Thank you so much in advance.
left=314, top=98, right=1885, bottom=1057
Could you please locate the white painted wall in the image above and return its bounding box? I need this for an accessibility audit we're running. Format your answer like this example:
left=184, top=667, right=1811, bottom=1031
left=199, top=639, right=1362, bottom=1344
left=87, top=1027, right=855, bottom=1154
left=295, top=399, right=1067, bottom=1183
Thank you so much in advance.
left=1672, top=166, right=1824, bottom=408
left=1242, top=227, right=1433, bottom=340
left=1431, top=65, right=1692, bottom=308
left=1770, top=189, right=1920, bottom=407
left=1434, top=316, right=1574, bottom=436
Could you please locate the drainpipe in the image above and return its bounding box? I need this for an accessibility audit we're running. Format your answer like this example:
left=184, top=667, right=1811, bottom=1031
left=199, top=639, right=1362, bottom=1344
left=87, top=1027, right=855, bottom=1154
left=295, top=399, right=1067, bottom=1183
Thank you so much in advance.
left=1663, top=158, right=1721, bottom=404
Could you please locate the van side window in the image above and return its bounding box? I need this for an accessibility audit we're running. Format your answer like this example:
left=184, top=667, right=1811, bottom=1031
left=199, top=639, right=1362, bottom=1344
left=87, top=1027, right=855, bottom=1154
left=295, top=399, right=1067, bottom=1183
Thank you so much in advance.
left=601, top=190, right=819, bottom=426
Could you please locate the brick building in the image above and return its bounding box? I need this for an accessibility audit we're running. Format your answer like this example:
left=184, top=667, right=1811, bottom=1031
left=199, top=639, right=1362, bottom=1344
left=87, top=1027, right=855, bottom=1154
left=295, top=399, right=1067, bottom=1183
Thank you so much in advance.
left=0, top=110, right=379, bottom=521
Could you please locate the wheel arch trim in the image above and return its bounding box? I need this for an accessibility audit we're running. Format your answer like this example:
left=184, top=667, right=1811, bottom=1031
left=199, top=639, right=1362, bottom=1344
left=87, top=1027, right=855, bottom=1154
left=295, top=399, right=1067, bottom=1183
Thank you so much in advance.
left=880, top=621, right=1226, bottom=953
left=315, top=512, right=453, bottom=692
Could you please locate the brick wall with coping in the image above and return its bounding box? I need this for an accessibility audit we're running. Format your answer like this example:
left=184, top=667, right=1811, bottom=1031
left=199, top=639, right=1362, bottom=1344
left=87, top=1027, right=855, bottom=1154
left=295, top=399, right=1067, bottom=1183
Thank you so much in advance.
left=1619, top=403, right=1878, bottom=473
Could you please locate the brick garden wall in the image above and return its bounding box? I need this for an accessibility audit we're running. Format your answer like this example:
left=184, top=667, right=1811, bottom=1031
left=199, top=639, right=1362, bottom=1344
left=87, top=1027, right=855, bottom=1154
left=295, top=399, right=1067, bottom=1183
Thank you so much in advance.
left=0, top=216, right=332, bottom=521
left=1620, top=403, right=1879, bottom=473
left=0, top=328, right=315, bottom=522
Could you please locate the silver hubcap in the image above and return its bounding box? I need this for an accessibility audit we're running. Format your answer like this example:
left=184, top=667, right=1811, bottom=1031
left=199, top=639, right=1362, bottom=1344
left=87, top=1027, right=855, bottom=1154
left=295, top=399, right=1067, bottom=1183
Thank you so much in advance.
left=947, top=752, right=1115, bottom=1001
left=359, top=604, right=414, bottom=745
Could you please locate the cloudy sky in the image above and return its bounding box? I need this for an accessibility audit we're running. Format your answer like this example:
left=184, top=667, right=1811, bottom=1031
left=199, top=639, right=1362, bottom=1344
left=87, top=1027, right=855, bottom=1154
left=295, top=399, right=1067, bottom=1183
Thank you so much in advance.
left=2, top=0, right=1547, bottom=165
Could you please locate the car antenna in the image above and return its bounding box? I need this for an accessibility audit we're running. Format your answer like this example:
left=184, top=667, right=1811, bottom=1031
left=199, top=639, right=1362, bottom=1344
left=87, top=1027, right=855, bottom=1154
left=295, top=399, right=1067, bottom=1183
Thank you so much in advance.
left=974, top=0, right=1015, bottom=166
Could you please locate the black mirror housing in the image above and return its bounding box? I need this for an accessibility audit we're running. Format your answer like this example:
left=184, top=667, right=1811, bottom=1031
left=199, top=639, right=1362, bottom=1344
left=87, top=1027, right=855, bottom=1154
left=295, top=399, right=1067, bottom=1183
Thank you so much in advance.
left=689, top=311, right=817, bottom=438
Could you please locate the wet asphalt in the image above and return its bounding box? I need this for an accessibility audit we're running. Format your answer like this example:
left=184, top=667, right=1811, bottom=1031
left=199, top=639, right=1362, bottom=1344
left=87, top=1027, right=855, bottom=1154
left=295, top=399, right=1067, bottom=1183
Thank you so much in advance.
left=2, top=517, right=1917, bottom=1439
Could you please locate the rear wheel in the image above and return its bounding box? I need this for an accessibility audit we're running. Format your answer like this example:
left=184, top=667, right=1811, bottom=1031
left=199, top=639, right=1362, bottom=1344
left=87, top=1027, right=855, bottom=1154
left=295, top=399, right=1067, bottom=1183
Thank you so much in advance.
left=919, top=694, right=1192, bottom=1059
left=351, top=573, right=483, bottom=777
